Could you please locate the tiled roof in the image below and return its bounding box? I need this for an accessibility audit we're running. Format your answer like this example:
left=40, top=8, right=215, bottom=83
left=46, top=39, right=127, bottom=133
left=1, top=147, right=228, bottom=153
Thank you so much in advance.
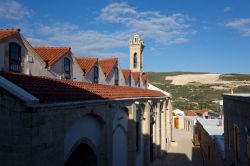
left=99, top=58, right=117, bottom=77
left=1, top=72, right=165, bottom=102
left=122, top=69, right=131, bottom=81
left=185, top=110, right=196, bottom=116
left=76, top=58, right=98, bottom=75
left=34, top=46, right=70, bottom=66
left=142, top=73, right=147, bottom=83
left=185, top=110, right=209, bottom=116
left=132, top=72, right=141, bottom=82
left=0, top=28, right=20, bottom=41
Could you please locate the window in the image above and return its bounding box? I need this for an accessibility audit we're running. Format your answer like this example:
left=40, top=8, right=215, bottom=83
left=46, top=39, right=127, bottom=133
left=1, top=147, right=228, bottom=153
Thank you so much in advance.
left=138, top=78, right=140, bottom=88
left=93, top=66, right=99, bottom=83
left=114, top=67, right=119, bottom=86
left=64, top=58, right=71, bottom=73
left=133, top=53, right=137, bottom=68
left=9, top=43, right=21, bottom=72
left=128, top=75, right=131, bottom=87
left=234, top=125, right=240, bottom=163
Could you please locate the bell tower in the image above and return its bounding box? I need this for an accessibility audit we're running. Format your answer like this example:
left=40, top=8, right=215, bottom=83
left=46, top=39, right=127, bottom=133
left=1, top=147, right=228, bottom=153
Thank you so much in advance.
left=129, top=34, right=144, bottom=72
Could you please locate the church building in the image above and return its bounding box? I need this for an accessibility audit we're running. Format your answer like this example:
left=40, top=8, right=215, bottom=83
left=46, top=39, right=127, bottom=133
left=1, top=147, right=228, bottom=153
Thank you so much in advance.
left=0, top=29, right=173, bottom=166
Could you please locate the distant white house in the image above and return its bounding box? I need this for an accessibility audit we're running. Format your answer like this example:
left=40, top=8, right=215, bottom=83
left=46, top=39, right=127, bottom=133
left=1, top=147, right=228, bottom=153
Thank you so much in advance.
left=173, top=109, right=184, bottom=116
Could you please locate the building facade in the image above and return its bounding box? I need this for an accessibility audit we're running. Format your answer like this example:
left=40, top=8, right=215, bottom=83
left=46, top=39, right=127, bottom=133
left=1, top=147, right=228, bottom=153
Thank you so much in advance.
left=223, top=94, right=250, bottom=166
left=195, top=118, right=225, bottom=166
left=0, top=29, right=148, bottom=88
left=0, top=28, right=173, bottom=166
left=0, top=72, right=173, bottom=166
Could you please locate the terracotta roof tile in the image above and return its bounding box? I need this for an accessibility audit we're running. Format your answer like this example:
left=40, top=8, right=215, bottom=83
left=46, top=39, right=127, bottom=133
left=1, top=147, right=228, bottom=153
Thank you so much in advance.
left=34, top=46, right=70, bottom=66
left=185, top=110, right=196, bottom=116
left=0, top=28, right=20, bottom=41
left=99, top=58, right=117, bottom=77
left=76, top=58, right=98, bottom=75
left=131, top=72, right=140, bottom=82
left=185, top=110, right=209, bottom=116
left=122, top=69, right=131, bottom=81
left=142, top=73, right=147, bottom=83
left=1, top=72, right=165, bottom=102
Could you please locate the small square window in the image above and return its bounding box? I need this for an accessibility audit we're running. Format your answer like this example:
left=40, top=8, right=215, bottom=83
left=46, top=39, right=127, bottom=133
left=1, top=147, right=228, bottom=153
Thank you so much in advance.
left=27, top=55, right=33, bottom=63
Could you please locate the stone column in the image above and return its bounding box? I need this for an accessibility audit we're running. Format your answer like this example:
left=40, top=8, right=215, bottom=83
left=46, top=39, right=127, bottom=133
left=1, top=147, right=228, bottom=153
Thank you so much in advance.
left=155, top=102, right=161, bottom=158
left=161, top=100, right=167, bottom=154
left=127, top=104, right=136, bottom=166
left=166, top=99, right=173, bottom=148
left=142, top=103, right=150, bottom=166
left=152, top=104, right=157, bottom=160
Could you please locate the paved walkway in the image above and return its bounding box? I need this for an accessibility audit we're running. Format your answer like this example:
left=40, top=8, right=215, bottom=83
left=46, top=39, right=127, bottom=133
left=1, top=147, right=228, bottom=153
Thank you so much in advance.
left=152, top=128, right=203, bottom=166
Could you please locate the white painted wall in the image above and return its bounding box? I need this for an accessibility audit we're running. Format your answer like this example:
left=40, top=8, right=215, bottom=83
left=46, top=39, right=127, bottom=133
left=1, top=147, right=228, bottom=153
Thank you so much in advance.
left=48, top=53, right=74, bottom=80
left=72, top=57, right=88, bottom=82
left=64, top=115, right=102, bottom=160
left=0, top=34, right=48, bottom=76
left=98, top=65, right=107, bottom=85
left=105, top=64, right=126, bottom=86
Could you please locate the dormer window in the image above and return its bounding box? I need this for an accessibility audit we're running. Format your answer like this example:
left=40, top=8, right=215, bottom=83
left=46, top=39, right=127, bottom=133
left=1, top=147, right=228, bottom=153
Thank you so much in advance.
left=128, top=75, right=131, bottom=87
left=45, top=60, right=49, bottom=69
left=9, top=43, right=21, bottom=73
left=114, top=67, right=119, bottom=86
left=82, top=69, right=86, bottom=76
left=93, top=66, right=99, bottom=83
left=64, top=58, right=71, bottom=74
left=133, top=53, right=137, bottom=68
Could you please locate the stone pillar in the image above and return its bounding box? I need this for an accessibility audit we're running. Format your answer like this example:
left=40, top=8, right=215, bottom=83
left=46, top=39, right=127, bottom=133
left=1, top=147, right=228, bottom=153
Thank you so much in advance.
left=127, top=104, right=136, bottom=166
left=161, top=100, right=167, bottom=154
left=152, top=104, right=157, bottom=160
left=155, top=102, right=161, bottom=158
left=166, top=99, right=173, bottom=148
left=142, top=103, right=150, bottom=166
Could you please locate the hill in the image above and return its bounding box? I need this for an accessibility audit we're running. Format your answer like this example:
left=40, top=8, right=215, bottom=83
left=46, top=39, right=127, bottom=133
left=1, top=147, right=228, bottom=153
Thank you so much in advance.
left=146, top=72, right=250, bottom=111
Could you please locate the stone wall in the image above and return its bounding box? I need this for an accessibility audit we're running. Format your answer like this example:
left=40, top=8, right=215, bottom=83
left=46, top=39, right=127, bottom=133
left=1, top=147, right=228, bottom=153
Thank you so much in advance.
left=223, top=94, right=250, bottom=166
left=196, top=121, right=224, bottom=166
left=0, top=88, right=172, bottom=166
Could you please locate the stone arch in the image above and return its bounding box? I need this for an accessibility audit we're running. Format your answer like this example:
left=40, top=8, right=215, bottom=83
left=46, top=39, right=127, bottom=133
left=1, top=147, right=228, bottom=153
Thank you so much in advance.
left=112, top=107, right=129, bottom=166
left=65, top=138, right=98, bottom=166
left=64, top=114, right=105, bottom=164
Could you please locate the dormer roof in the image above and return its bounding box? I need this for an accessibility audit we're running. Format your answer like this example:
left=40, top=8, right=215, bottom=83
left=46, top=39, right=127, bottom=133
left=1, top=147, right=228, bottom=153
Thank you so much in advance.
left=131, top=72, right=141, bottom=82
left=0, top=28, right=20, bottom=41
left=141, top=73, right=147, bottom=83
left=99, top=58, right=118, bottom=77
left=34, top=46, right=71, bottom=66
left=76, top=58, right=98, bottom=75
left=122, top=69, right=131, bottom=81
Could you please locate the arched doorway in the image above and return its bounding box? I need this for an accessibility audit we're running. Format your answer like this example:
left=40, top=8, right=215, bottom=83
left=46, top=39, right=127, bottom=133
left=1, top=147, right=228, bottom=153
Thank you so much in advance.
left=66, top=143, right=97, bottom=166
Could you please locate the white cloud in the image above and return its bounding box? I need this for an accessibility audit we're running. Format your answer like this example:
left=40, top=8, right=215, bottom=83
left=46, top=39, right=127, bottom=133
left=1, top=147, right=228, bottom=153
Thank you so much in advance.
left=0, top=0, right=33, bottom=20
left=26, top=22, right=130, bottom=58
left=225, top=18, right=250, bottom=37
left=15, top=2, right=195, bottom=59
left=224, top=7, right=231, bottom=12
left=99, top=2, right=194, bottom=45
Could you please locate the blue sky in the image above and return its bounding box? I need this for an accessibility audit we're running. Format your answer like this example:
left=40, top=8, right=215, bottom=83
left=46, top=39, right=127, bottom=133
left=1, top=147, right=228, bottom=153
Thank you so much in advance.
left=0, top=0, right=250, bottom=73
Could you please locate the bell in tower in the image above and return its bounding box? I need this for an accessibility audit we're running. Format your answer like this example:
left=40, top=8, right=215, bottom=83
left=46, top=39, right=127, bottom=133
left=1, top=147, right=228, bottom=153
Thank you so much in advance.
left=129, top=34, right=144, bottom=72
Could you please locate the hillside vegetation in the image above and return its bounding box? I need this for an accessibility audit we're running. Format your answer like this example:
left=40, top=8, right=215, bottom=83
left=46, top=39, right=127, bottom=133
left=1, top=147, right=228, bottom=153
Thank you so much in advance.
left=147, top=72, right=250, bottom=111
